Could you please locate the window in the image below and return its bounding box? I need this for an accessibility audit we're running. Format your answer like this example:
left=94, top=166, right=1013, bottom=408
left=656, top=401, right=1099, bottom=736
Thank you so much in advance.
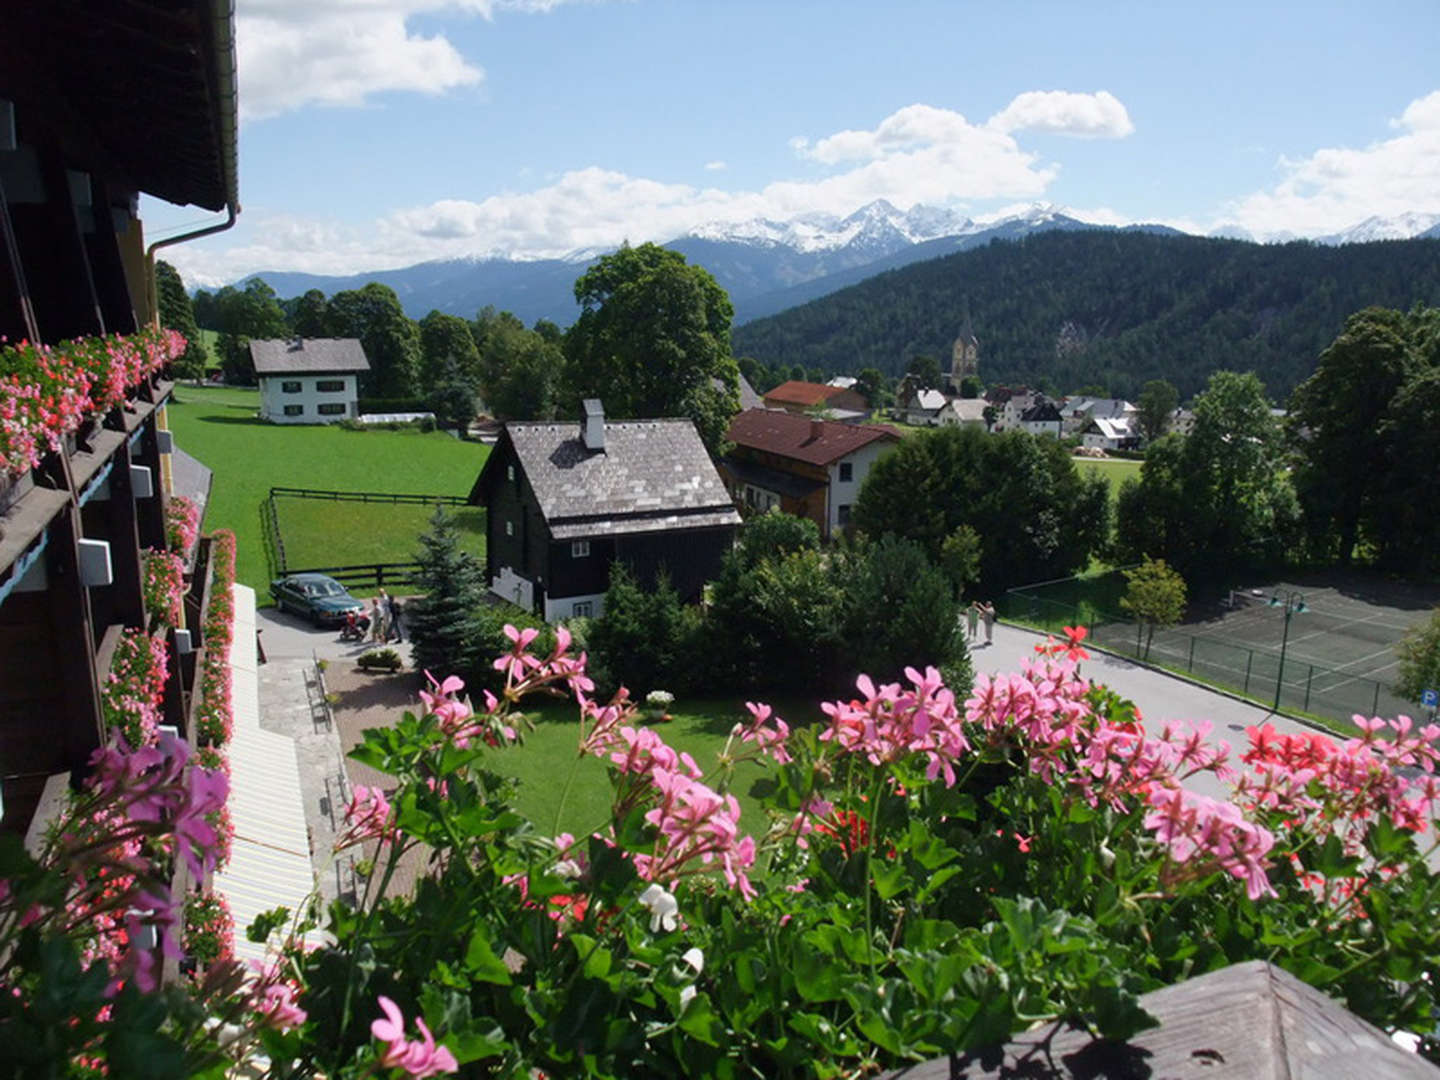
left=837, top=504, right=851, bottom=526
left=317, top=403, right=345, bottom=416
left=283, top=404, right=303, bottom=417
left=505, top=521, right=514, bottom=537
left=316, top=379, right=345, bottom=392
left=839, top=462, right=853, bottom=482
left=572, top=601, right=594, bottom=618
left=571, top=540, right=590, bottom=558
left=281, top=380, right=302, bottom=393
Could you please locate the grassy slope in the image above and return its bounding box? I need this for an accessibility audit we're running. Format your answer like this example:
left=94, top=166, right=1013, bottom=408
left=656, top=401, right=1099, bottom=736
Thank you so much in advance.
left=276, top=500, right=486, bottom=570
left=165, top=385, right=489, bottom=593
left=1075, top=457, right=1142, bottom=494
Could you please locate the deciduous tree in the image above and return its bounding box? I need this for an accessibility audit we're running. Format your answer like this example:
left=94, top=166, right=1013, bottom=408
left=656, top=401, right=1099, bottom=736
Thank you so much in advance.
left=154, top=260, right=208, bottom=380
left=1119, top=556, right=1187, bottom=659
left=565, top=243, right=740, bottom=450
left=1395, top=607, right=1440, bottom=704
left=1136, top=379, right=1178, bottom=444
left=326, top=283, right=421, bottom=398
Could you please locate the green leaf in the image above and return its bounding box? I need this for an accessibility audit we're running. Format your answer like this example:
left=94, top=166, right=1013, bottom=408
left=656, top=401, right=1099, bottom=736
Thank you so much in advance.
left=678, top=992, right=725, bottom=1046
left=871, top=860, right=908, bottom=901
left=1311, top=832, right=1362, bottom=878
left=793, top=947, right=846, bottom=1003
left=464, top=929, right=513, bottom=985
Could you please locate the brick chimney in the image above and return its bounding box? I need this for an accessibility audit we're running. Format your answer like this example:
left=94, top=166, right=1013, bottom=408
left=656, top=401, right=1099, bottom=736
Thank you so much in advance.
left=808, top=418, right=824, bottom=444
left=582, top=398, right=605, bottom=451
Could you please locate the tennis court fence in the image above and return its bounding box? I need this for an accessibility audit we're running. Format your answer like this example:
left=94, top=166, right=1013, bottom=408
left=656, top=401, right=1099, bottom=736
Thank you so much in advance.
left=1001, top=586, right=1413, bottom=726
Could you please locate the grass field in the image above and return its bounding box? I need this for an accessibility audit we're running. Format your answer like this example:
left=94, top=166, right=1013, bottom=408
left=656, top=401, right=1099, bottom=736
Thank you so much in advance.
left=501, top=696, right=823, bottom=842
left=165, top=385, right=489, bottom=594
left=274, top=498, right=486, bottom=571
left=1075, top=456, right=1142, bottom=493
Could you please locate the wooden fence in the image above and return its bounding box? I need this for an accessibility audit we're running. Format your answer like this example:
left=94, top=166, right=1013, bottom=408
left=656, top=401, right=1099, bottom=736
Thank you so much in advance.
left=269, top=486, right=468, bottom=506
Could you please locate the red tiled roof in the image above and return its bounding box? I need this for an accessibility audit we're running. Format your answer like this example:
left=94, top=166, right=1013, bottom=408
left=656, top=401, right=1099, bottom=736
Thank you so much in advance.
left=762, top=381, right=850, bottom=407
left=726, top=409, right=900, bottom=466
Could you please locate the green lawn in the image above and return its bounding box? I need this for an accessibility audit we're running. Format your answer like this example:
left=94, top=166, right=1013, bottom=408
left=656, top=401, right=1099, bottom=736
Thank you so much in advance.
left=275, top=499, right=486, bottom=573
left=1075, top=456, right=1142, bottom=493
left=499, top=695, right=824, bottom=843
left=165, top=385, right=489, bottom=593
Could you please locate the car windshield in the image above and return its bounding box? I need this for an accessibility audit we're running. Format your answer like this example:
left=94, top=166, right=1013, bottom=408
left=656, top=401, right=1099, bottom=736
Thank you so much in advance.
left=318, top=581, right=348, bottom=597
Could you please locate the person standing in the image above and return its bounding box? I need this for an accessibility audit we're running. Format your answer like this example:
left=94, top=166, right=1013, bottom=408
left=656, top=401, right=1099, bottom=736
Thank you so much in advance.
left=966, top=601, right=980, bottom=642
left=369, top=595, right=385, bottom=643
left=388, top=594, right=403, bottom=643
left=981, top=601, right=996, bottom=645
left=375, top=588, right=392, bottom=643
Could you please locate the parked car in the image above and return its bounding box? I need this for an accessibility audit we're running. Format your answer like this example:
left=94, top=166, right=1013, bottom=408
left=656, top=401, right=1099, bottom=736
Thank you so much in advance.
left=269, top=573, right=369, bottom=628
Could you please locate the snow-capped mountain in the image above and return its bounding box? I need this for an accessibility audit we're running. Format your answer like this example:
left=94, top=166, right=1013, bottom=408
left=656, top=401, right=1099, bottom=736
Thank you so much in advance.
left=1315, top=212, right=1440, bottom=245
left=238, top=201, right=1440, bottom=328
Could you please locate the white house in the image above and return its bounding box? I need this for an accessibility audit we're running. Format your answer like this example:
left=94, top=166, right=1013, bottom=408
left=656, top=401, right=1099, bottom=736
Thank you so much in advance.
left=1081, top=416, right=1140, bottom=452
left=1018, top=400, right=1064, bottom=438
left=1063, top=397, right=1136, bottom=435
left=251, top=338, right=370, bottom=424
left=939, top=398, right=988, bottom=428
left=898, top=386, right=948, bottom=426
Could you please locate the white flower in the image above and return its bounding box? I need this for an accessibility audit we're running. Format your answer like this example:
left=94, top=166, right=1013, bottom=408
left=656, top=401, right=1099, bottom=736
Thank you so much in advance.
left=679, top=985, right=697, bottom=1011
left=638, top=883, right=679, bottom=933
left=680, top=946, right=704, bottom=974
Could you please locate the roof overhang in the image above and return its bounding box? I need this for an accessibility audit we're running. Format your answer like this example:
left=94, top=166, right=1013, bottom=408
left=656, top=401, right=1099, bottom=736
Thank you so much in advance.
left=0, top=0, right=239, bottom=212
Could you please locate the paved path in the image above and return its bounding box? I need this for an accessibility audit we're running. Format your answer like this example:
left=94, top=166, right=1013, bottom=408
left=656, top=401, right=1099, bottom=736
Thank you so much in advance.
left=968, top=622, right=1342, bottom=799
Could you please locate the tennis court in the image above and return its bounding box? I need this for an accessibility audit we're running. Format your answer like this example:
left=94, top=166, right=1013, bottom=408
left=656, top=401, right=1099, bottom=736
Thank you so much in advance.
left=1087, top=572, right=1440, bottom=722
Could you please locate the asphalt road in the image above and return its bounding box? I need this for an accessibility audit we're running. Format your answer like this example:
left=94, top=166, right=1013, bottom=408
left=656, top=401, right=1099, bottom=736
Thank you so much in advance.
left=255, top=603, right=415, bottom=666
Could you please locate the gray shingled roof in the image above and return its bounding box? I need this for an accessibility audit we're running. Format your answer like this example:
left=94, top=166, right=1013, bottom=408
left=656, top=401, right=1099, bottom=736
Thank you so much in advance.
left=250, top=338, right=370, bottom=375
left=489, top=419, right=741, bottom=540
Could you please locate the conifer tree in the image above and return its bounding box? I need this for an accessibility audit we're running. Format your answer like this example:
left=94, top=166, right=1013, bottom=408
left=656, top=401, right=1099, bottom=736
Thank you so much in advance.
left=407, top=506, right=485, bottom=679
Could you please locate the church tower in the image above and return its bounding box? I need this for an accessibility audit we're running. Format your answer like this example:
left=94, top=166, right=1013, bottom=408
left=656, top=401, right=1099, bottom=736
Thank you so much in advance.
left=948, top=310, right=979, bottom=392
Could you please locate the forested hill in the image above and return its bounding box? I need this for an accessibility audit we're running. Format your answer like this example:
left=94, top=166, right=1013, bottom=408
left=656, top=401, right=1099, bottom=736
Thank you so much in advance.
left=728, top=230, right=1440, bottom=400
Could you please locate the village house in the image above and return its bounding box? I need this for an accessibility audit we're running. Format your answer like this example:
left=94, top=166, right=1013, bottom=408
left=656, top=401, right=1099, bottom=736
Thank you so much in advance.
left=939, top=398, right=989, bottom=429
left=762, top=379, right=869, bottom=419
left=252, top=337, right=370, bottom=424
left=1018, top=399, right=1065, bottom=438
left=1081, top=415, right=1141, bottom=452
left=470, top=400, right=741, bottom=621
left=896, top=383, right=949, bottom=426
left=1063, top=396, right=1137, bottom=436
left=719, top=409, right=901, bottom=539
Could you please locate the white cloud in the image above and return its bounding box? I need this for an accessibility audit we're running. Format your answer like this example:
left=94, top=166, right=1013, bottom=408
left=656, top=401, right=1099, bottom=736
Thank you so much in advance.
left=704, top=160, right=727, bottom=171
left=165, top=98, right=1107, bottom=280
left=236, top=0, right=590, bottom=121
left=1225, top=89, right=1440, bottom=237
left=986, top=90, right=1134, bottom=139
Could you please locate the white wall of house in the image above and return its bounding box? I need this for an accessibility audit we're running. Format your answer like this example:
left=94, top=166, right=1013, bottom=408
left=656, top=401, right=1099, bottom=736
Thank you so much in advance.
left=259, top=374, right=359, bottom=424
left=741, top=484, right=781, bottom=513
left=491, top=566, right=534, bottom=612
left=544, top=591, right=606, bottom=623
left=827, top=440, right=892, bottom=536
left=1020, top=419, right=1063, bottom=438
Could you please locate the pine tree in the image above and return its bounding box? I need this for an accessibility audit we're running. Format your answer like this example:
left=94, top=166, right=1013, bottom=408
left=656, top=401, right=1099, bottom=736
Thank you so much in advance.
left=407, top=506, right=486, bottom=679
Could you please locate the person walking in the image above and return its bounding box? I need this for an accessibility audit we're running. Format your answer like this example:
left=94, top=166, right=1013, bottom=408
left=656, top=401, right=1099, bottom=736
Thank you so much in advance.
left=980, top=600, right=996, bottom=645
left=966, top=601, right=980, bottom=642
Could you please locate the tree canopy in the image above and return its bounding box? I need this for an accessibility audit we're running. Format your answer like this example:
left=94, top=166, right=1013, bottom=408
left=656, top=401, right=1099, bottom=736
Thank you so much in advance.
left=326, top=283, right=421, bottom=398
left=1288, top=305, right=1440, bottom=570
left=154, top=260, right=208, bottom=379
left=565, top=243, right=740, bottom=450
left=852, top=425, right=1109, bottom=595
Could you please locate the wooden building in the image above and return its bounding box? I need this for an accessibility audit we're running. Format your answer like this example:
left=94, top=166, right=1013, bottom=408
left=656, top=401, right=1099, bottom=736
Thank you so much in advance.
left=720, top=408, right=900, bottom=539
left=0, top=0, right=239, bottom=834
left=469, top=400, right=742, bottom=621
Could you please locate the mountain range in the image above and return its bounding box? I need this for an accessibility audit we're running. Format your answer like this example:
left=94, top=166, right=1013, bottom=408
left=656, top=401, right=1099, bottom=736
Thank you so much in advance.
left=237, top=203, right=1440, bottom=329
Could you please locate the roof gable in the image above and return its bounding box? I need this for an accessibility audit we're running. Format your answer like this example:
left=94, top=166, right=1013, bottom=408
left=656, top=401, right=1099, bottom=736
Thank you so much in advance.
left=727, top=408, right=899, bottom=466
left=251, top=338, right=370, bottom=375
left=763, top=381, right=849, bottom=407
left=476, top=418, right=740, bottom=539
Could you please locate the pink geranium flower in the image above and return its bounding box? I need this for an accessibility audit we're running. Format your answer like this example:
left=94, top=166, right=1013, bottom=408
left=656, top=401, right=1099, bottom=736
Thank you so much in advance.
left=371, top=995, right=458, bottom=1077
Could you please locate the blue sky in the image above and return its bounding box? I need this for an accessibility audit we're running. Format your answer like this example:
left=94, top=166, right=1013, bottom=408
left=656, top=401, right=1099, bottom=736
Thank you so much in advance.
left=148, top=0, right=1440, bottom=287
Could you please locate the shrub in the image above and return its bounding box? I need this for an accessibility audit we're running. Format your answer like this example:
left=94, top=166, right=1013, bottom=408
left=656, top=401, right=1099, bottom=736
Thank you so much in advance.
left=358, top=648, right=402, bottom=672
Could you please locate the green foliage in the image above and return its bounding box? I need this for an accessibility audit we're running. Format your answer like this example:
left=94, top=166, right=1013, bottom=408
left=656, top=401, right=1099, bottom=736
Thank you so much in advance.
left=418, top=311, right=481, bottom=392
left=588, top=565, right=704, bottom=698
left=326, top=283, right=422, bottom=398
left=289, top=289, right=330, bottom=338
left=564, top=243, right=739, bottom=450
left=1114, top=371, right=1297, bottom=577
left=1394, top=607, right=1440, bottom=704
left=1288, top=305, right=1440, bottom=571
left=407, top=507, right=486, bottom=678
left=841, top=535, right=965, bottom=682
left=154, top=260, right=208, bottom=379
left=731, top=230, right=1440, bottom=400
left=733, top=507, right=820, bottom=569
left=939, top=524, right=982, bottom=597
left=854, top=366, right=890, bottom=408
left=958, top=374, right=983, bottom=399
left=212, top=278, right=288, bottom=384
left=906, top=354, right=942, bottom=390
left=1119, top=557, right=1187, bottom=660
left=1135, top=378, right=1178, bottom=443
left=358, top=648, right=403, bottom=672
left=853, top=425, right=1109, bottom=594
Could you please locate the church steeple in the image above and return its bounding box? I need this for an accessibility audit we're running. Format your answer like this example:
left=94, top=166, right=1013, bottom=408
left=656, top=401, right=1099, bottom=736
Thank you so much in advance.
left=949, top=306, right=979, bottom=391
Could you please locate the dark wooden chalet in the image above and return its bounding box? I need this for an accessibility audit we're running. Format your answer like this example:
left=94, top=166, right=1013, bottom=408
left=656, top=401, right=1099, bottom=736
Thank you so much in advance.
left=0, top=0, right=239, bottom=834
left=469, top=400, right=741, bottom=621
